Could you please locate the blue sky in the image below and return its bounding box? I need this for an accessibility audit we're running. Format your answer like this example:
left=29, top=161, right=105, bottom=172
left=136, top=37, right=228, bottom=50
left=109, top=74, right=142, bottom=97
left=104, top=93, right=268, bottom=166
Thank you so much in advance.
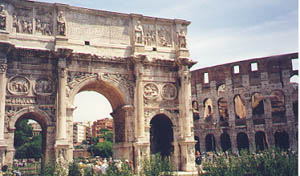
left=35, top=0, right=298, bottom=121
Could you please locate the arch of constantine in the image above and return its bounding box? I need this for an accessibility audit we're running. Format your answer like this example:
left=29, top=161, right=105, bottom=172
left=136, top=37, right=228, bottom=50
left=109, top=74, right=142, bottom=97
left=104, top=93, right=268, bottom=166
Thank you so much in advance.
left=0, top=0, right=196, bottom=172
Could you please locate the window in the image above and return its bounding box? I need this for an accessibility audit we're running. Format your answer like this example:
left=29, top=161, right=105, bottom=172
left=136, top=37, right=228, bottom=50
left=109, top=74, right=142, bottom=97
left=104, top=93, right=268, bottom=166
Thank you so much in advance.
left=204, top=72, right=209, bottom=83
left=292, top=59, right=298, bottom=71
left=233, top=65, right=240, bottom=74
left=251, top=62, right=258, bottom=71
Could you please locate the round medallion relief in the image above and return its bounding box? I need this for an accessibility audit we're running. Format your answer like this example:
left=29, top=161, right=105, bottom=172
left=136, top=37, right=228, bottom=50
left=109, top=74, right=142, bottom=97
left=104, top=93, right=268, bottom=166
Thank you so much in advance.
left=144, top=83, right=159, bottom=99
left=34, top=78, right=54, bottom=95
left=161, top=83, right=177, bottom=100
left=7, top=76, right=30, bottom=95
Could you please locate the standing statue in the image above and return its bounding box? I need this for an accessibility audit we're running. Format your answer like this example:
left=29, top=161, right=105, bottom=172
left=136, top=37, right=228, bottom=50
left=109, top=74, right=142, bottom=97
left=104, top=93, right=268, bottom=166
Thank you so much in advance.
left=135, top=21, right=143, bottom=44
left=57, top=11, right=66, bottom=36
left=178, top=30, right=187, bottom=48
left=0, top=5, right=6, bottom=30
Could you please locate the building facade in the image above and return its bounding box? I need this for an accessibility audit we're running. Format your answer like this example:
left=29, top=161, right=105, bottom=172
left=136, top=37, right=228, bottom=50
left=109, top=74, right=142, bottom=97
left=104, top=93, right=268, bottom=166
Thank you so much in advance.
left=191, top=53, right=298, bottom=153
left=73, top=121, right=92, bottom=145
left=92, top=118, right=113, bottom=139
left=0, top=0, right=196, bottom=171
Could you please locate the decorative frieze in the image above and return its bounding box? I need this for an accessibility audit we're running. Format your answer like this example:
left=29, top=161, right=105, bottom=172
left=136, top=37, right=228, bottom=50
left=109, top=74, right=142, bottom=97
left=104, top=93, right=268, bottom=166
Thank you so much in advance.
left=5, top=96, right=36, bottom=105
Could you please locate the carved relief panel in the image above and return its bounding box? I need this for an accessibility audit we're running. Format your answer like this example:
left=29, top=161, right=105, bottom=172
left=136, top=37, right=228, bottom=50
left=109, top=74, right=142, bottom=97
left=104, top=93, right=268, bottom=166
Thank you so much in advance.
left=143, top=23, right=156, bottom=46
left=35, top=7, right=53, bottom=36
left=161, top=83, right=177, bottom=100
left=7, top=76, right=30, bottom=95
left=144, top=83, right=159, bottom=100
left=13, top=7, right=33, bottom=34
left=0, top=5, right=7, bottom=30
left=157, top=25, right=172, bottom=47
left=34, top=78, right=55, bottom=95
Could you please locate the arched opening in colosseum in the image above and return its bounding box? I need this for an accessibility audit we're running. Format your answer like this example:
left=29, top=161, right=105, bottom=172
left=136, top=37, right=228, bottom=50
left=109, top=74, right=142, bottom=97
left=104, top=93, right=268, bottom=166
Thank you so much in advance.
left=203, top=98, right=213, bottom=121
left=218, top=98, right=229, bottom=126
left=270, top=90, right=286, bottom=121
left=220, top=132, right=231, bottom=152
left=255, top=131, right=268, bottom=151
left=194, top=136, right=200, bottom=154
left=150, top=114, right=174, bottom=157
left=13, top=112, right=47, bottom=171
left=251, top=92, right=264, bottom=116
left=290, top=74, right=298, bottom=120
left=205, top=134, right=216, bottom=152
left=237, top=132, right=249, bottom=151
left=274, top=131, right=290, bottom=150
left=192, top=101, right=200, bottom=120
left=234, top=95, right=246, bottom=119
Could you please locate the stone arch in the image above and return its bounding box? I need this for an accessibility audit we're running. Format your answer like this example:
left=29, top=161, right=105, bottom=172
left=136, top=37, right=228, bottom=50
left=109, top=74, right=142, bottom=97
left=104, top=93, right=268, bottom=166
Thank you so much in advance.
left=203, top=98, right=213, bottom=121
left=234, top=94, right=246, bottom=119
left=205, top=134, right=216, bottom=152
left=218, top=98, right=228, bottom=121
left=220, top=132, right=231, bottom=152
left=270, top=90, right=285, bottom=118
left=68, top=75, right=130, bottom=110
left=274, top=130, right=290, bottom=150
left=68, top=75, right=131, bottom=144
left=255, top=131, right=268, bottom=151
left=251, top=92, right=264, bottom=116
left=7, top=107, right=53, bottom=166
left=237, top=132, right=249, bottom=151
left=150, top=114, right=174, bottom=157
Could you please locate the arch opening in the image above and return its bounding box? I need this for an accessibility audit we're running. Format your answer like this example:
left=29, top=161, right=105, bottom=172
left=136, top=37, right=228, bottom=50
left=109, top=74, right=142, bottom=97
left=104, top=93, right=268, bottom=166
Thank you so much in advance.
left=150, top=114, right=174, bottom=157
left=205, top=134, right=216, bottom=152
left=237, top=132, right=249, bottom=151
left=255, top=131, right=268, bottom=151
left=220, top=133, right=231, bottom=152
left=194, top=136, right=200, bottom=154
left=274, top=131, right=290, bottom=150
left=13, top=113, right=47, bottom=171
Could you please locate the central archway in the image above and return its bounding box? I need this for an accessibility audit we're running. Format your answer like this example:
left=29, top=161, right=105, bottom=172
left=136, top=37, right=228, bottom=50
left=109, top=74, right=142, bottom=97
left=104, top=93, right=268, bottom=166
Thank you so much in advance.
left=68, top=76, right=133, bottom=160
left=150, top=114, right=174, bottom=157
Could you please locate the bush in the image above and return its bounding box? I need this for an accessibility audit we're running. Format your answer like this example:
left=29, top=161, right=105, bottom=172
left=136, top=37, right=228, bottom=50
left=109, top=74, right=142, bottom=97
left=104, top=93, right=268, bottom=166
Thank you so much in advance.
left=201, top=148, right=298, bottom=176
left=141, top=154, right=173, bottom=176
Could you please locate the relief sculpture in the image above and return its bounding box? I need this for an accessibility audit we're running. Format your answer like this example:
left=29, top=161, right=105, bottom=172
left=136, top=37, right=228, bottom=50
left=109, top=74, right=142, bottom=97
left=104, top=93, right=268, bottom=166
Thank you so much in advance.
left=143, top=23, right=156, bottom=46
left=35, top=7, right=53, bottom=36
left=57, top=11, right=66, bottom=36
left=0, top=5, right=7, bottom=30
left=161, top=83, right=177, bottom=100
left=144, top=83, right=159, bottom=99
left=34, top=78, right=54, bottom=95
left=13, top=8, right=33, bottom=34
left=157, top=25, right=172, bottom=47
left=135, top=21, right=144, bottom=44
left=8, top=76, right=30, bottom=95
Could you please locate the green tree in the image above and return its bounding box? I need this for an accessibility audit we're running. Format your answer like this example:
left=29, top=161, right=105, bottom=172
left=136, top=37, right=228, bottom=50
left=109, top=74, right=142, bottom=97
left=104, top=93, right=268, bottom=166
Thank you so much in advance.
left=99, top=128, right=113, bottom=142
left=14, top=119, right=33, bottom=147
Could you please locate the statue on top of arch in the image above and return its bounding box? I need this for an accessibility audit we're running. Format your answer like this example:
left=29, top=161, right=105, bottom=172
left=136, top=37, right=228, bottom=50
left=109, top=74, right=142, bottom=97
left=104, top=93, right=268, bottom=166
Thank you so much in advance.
left=0, top=5, right=7, bottom=30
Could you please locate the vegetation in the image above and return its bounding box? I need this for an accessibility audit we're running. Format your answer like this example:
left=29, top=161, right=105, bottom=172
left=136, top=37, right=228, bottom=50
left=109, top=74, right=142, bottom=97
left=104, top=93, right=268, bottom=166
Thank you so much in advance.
left=141, top=154, right=174, bottom=176
left=201, top=148, right=298, bottom=176
left=14, top=119, right=42, bottom=159
left=88, top=128, right=113, bottom=158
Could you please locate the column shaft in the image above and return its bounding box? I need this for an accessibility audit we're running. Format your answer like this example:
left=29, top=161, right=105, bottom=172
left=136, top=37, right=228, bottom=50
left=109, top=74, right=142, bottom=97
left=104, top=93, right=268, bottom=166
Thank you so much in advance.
left=0, top=64, right=7, bottom=142
left=56, top=68, right=67, bottom=140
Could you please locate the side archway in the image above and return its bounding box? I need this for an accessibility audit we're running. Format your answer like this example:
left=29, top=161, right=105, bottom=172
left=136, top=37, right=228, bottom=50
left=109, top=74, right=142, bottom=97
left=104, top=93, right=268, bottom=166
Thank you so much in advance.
left=274, top=131, right=289, bottom=150
left=150, top=114, right=174, bottom=157
left=205, top=134, right=216, bottom=152
left=237, top=132, right=249, bottom=151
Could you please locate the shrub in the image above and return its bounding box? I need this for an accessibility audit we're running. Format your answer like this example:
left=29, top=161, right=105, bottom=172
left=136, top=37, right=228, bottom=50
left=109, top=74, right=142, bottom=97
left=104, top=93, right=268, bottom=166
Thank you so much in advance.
left=141, top=154, right=173, bottom=176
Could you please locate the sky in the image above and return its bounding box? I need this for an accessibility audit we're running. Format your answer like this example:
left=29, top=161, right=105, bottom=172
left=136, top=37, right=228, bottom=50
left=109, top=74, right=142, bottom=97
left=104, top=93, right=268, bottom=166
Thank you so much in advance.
left=35, top=0, right=298, bottom=122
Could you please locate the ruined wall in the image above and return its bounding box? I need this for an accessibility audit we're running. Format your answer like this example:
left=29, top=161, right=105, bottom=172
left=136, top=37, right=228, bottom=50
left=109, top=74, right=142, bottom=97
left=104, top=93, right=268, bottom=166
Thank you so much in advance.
left=191, top=53, right=298, bottom=153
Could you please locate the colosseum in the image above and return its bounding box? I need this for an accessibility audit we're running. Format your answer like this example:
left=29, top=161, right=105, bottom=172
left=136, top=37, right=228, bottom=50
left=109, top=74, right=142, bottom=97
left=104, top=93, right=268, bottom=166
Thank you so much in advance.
left=191, top=53, right=298, bottom=154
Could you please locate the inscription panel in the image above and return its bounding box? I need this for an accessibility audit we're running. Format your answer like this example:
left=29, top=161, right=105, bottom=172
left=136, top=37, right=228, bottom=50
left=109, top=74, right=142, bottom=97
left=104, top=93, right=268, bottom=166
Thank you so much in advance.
left=67, top=11, right=130, bottom=45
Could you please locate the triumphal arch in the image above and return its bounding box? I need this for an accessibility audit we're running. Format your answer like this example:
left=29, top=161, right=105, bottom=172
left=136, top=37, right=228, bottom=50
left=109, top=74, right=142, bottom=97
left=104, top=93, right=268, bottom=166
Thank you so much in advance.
left=0, top=0, right=196, bottom=171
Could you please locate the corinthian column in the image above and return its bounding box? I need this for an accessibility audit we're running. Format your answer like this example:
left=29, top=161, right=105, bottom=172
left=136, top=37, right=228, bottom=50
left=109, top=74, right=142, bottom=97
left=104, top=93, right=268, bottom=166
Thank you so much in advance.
left=56, top=66, right=67, bottom=142
left=135, top=62, right=145, bottom=140
left=0, top=64, right=7, bottom=145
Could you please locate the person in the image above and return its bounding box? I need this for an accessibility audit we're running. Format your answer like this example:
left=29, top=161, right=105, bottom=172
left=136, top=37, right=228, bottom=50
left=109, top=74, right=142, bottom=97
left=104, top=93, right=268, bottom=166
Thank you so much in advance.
left=195, top=151, right=201, bottom=165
